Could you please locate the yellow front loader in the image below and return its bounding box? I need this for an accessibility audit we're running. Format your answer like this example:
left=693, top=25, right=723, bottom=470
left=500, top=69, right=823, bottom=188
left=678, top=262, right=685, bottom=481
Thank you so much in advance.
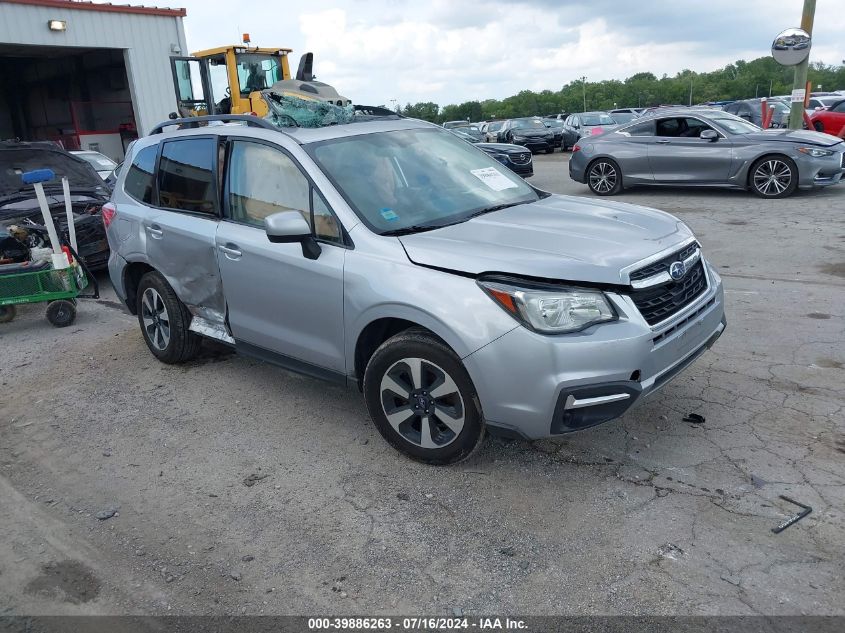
left=169, top=36, right=349, bottom=119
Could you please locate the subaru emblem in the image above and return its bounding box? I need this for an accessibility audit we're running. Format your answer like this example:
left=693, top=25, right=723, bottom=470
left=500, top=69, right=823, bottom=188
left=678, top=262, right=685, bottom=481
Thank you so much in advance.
left=669, top=261, right=686, bottom=281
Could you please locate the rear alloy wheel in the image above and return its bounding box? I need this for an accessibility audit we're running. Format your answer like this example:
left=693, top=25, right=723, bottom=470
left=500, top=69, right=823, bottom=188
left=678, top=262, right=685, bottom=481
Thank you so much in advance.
left=750, top=156, right=798, bottom=199
left=587, top=158, right=622, bottom=195
left=364, top=329, right=484, bottom=465
left=136, top=271, right=201, bottom=363
left=813, top=121, right=824, bottom=132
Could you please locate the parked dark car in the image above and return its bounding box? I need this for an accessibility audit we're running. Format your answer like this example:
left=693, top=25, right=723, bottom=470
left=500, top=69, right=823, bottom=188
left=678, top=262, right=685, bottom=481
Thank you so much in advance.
left=0, top=140, right=111, bottom=269
left=449, top=130, right=533, bottom=177
left=723, top=99, right=790, bottom=128
left=496, top=118, right=554, bottom=153
left=542, top=118, right=564, bottom=149
left=561, top=112, right=616, bottom=150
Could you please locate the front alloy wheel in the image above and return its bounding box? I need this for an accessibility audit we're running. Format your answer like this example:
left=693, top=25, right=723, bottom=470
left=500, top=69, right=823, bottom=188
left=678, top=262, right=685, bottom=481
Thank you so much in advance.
left=380, top=357, right=465, bottom=450
left=587, top=159, right=622, bottom=195
left=750, top=156, right=797, bottom=198
left=363, top=328, right=484, bottom=465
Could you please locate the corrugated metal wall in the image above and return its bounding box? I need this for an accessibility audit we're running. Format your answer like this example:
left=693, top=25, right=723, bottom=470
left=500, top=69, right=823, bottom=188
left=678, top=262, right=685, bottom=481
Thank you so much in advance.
left=0, top=2, right=188, bottom=134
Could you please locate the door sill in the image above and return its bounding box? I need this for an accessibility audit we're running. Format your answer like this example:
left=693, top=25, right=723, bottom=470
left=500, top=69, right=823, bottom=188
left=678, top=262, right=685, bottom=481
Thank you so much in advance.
left=235, top=341, right=348, bottom=386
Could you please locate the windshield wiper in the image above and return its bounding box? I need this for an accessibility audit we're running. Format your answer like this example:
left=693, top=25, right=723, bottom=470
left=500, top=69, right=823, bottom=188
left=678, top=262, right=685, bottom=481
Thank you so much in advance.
left=380, top=224, right=449, bottom=237
left=464, top=200, right=525, bottom=219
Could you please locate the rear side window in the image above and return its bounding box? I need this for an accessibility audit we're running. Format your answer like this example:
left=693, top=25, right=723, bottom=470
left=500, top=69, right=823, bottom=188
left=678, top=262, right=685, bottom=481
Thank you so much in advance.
left=832, top=101, right=845, bottom=113
left=157, top=138, right=218, bottom=215
left=124, top=145, right=157, bottom=204
left=623, top=121, right=654, bottom=136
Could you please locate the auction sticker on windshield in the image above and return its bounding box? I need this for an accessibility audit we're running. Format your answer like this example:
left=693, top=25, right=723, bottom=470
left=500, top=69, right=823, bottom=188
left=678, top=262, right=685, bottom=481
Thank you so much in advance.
left=471, top=167, right=518, bottom=191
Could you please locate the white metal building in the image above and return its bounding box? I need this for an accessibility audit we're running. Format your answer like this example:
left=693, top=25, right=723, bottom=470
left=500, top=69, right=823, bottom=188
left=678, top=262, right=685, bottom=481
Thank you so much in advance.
left=0, top=0, right=188, bottom=159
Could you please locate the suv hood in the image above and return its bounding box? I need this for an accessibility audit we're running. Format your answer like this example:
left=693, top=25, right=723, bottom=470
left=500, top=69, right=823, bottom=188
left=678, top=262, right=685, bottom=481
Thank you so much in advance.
left=399, top=195, right=692, bottom=285
left=743, top=129, right=843, bottom=146
left=0, top=145, right=106, bottom=201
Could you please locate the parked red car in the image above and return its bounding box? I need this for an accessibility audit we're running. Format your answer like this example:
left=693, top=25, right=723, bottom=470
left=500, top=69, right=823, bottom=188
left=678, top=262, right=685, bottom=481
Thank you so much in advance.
left=809, top=99, right=845, bottom=137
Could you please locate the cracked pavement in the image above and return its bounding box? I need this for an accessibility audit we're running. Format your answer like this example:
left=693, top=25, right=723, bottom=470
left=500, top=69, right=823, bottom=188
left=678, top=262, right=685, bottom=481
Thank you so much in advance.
left=1, top=152, right=843, bottom=616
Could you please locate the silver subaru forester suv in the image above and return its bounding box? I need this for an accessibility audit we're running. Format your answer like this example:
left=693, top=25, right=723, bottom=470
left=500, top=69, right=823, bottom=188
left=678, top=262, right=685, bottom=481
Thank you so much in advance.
left=105, top=114, right=725, bottom=464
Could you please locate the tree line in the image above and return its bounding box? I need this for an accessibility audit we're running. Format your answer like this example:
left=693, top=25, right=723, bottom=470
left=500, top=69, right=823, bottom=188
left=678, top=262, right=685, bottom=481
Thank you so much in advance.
left=397, top=56, right=845, bottom=123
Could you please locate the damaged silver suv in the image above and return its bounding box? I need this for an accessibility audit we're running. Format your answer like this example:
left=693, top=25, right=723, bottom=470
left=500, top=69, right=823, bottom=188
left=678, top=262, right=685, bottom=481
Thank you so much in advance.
left=106, top=114, right=725, bottom=464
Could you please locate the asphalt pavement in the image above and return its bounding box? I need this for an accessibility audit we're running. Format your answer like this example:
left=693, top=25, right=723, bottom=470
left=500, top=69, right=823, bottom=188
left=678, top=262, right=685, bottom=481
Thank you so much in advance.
left=1, top=152, right=843, bottom=616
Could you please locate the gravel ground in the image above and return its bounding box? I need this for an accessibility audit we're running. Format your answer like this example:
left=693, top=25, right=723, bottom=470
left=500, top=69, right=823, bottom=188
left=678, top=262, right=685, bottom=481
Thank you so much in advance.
left=1, top=151, right=843, bottom=616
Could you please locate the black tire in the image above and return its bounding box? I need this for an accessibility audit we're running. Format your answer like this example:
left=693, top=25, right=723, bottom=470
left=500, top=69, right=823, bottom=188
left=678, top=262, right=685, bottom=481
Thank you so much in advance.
left=363, top=328, right=485, bottom=465
left=46, top=300, right=76, bottom=327
left=749, top=155, right=798, bottom=199
left=136, top=271, right=201, bottom=364
left=813, top=121, right=824, bottom=133
left=545, top=147, right=554, bottom=154
left=586, top=158, right=623, bottom=195
left=0, top=305, right=16, bottom=323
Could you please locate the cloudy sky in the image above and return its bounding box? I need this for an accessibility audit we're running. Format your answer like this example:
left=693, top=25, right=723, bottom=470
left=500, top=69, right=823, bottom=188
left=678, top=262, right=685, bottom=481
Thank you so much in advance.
left=179, top=0, right=845, bottom=106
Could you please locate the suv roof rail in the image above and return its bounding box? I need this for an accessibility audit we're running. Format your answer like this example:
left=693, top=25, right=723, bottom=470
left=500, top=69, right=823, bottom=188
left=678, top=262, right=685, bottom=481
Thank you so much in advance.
left=149, top=114, right=280, bottom=135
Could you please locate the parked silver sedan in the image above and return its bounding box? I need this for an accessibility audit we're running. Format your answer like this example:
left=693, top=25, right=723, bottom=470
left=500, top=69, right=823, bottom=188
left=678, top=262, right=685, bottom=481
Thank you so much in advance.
left=568, top=108, right=845, bottom=198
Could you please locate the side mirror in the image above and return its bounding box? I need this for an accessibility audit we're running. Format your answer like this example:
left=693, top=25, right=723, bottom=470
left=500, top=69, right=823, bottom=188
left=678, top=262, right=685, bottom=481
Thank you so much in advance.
left=264, top=211, right=321, bottom=260
left=700, top=129, right=718, bottom=142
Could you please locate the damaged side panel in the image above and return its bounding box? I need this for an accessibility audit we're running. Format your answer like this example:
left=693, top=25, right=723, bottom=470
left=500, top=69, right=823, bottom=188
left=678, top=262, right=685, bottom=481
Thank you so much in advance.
left=140, top=209, right=226, bottom=325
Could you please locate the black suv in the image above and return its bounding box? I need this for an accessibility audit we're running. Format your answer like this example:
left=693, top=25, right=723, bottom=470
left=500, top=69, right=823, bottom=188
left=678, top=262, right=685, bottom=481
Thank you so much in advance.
left=496, top=118, right=555, bottom=153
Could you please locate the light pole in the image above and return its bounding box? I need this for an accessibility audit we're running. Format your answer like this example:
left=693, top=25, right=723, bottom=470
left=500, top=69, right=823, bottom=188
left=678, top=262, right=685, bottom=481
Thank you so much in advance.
left=581, top=76, right=587, bottom=112
left=788, top=0, right=816, bottom=129
left=389, top=98, right=398, bottom=112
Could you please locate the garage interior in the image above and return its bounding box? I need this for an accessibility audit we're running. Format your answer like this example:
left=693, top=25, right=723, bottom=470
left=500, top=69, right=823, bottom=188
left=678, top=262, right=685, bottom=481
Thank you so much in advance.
left=0, top=43, right=138, bottom=160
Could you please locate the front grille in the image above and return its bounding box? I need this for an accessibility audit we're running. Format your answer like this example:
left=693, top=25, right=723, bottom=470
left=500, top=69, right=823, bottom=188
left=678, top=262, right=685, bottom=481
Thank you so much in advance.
left=629, top=242, right=698, bottom=282
left=510, top=152, right=531, bottom=165
left=630, top=260, right=708, bottom=326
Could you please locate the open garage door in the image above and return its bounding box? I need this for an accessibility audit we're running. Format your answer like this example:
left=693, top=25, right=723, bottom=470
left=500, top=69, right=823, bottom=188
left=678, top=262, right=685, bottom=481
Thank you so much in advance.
left=0, top=44, right=138, bottom=161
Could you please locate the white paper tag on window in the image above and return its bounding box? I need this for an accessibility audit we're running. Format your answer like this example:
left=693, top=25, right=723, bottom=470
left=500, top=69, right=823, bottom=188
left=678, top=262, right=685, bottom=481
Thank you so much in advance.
left=470, top=167, right=518, bottom=191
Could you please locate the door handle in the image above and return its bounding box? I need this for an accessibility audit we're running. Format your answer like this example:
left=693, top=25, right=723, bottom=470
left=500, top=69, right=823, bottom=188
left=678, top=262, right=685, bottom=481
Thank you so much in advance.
left=145, top=225, right=163, bottom=239
left=655, top=139, right=670, bottom=144
left=218, top=244, right=242, bottom=260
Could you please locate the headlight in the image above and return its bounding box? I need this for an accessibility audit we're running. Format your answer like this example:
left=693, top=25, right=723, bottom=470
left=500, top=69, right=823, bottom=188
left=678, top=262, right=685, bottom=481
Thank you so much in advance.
left=478, top=279, right=617, bottom=333
left=797, top=147, right=834, bottom=157
left=489, top=153, right=508, bottom=163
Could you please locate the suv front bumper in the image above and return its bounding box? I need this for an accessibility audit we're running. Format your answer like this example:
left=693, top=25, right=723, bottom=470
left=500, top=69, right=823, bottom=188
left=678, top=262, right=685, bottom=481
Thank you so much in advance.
left=462, top=262, right=726, bottom=439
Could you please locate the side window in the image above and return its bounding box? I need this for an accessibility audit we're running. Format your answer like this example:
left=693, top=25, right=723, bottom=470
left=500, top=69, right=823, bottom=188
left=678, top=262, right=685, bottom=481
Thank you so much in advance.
left=124, top=145, right=157, bottom=204
left=679, top=117, right=711, bottom=138
left=312, top=190, right=342, bottom=244
left=157, top=138, right=217, bottom=214
left=832, top=101, right=845, bottom=113
left=227, top=141, right=309, bottom=227
left=655, top=118, right=681, bottom=137
left=624, top=121, right=655, bottom=136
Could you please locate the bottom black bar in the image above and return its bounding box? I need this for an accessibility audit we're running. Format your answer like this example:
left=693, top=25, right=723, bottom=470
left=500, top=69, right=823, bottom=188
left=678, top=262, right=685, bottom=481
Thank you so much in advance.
left=1, top=616, right=843, bottom=633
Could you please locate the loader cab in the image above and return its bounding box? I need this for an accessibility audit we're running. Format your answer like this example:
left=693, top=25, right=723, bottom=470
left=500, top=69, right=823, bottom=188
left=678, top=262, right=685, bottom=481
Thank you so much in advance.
left=169, top=45, right=292, bottom=118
